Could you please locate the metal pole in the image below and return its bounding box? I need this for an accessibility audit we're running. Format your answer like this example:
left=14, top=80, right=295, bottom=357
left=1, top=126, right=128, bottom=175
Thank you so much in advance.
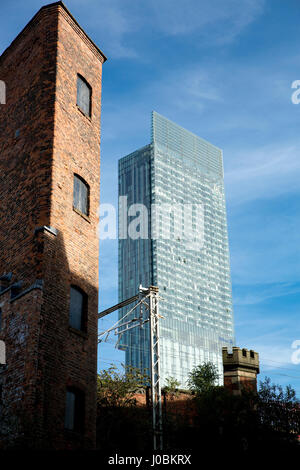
left=149, top=286, right=163, bottom=451
left=149, top=290, right=156, bottom=450
left=98, top=285, right=163, bottom=450
left=154, top=289, right=163, bottom=450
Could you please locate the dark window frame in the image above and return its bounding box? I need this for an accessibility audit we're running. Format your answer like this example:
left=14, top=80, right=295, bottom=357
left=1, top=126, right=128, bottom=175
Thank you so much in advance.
left=76, top=74, right=92, bottom=118
left=73, top=174, right=90, bottom=218
left=64, top=386, right=85, bottom=433
left=69, top=285, right=88, bottom=333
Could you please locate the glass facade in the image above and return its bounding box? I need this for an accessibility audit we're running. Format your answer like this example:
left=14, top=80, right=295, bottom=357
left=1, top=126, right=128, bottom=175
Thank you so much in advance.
left=118, top=112, right=235, bottom=387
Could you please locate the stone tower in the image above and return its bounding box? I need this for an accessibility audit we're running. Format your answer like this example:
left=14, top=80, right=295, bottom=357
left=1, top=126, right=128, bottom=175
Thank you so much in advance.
left=222, top=347, right=260, bottom=395
left=0, top=2, right=106, bottom=449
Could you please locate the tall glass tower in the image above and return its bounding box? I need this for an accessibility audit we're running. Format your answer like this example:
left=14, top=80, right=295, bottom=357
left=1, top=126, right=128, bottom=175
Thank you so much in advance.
left=118, top=112, right=235, bottom=386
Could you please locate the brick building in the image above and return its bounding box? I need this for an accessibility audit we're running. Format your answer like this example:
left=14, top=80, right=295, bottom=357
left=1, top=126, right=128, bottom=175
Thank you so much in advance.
left=222, top=347, right=260, bottom=395
left=0, top=2, right=106, bottom=449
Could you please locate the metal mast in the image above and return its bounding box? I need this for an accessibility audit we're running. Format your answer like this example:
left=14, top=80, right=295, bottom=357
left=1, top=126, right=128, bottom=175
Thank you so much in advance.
left=98, top=285, right=163, bottom=451
left=148, top=286, right=163, bottom=450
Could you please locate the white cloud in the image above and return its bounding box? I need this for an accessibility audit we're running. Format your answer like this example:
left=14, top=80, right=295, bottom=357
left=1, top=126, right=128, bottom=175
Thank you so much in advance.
left=234, top=282, right=300, bottom=306
left=236, top=313, right=300, bottom=370
left=241, top=337, right=299, bottom=371
left=225, top=143, right=300, bottom=205
left=148, top=0, right=265, bottom=43
left=68, top=0, right=265, bottom=58
left=145, top=67, right=223, bottom=115
left=69, top=0, right=139, bottom=58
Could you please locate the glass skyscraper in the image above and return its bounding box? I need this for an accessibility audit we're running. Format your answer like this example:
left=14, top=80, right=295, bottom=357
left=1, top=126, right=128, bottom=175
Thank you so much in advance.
left=118, top=112, right=235, bottom=386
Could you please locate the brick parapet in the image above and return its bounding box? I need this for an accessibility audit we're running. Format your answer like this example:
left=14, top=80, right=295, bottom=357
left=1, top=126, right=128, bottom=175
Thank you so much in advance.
left=222, top=347, right=260, bottom=395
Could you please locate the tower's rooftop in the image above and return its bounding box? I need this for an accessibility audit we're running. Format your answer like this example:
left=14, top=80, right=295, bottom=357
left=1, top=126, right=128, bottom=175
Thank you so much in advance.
left=0, top=1, right=107, bottom=64
left=151, top=111, right=223, bottom=178
left=222, top=347, right=260, bottom=373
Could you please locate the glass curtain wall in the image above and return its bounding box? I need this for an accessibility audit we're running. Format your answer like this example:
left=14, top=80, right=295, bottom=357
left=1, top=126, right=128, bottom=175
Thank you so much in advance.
left=118, top=112, right=235, bottom=386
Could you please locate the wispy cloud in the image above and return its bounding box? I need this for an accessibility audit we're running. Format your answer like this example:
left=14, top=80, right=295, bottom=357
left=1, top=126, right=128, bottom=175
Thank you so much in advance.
left=68, top=0, right=139, bottom=58
left=238, top=335, right=300, bottom=376
left=229, top=213, right=300, bottom=285
left=67, top=0, right=265, bottom=58
left=234, top=282, right=300, bottom=306
left=235, top=304, right=300, bottom=381
left=225, top=143, right=300, bottom=205
left=148, top=0, right=265, bottom=43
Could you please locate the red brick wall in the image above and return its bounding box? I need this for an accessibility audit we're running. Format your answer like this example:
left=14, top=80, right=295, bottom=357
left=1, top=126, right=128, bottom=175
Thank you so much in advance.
left=0, top=287, right=43, bottom=448
left=134, top=390, right=197, bottom=424
left=224, top=375, right=257, bottom=394
left=0, top=3, right=105, bottom=449
left=0, top=6, right=58, bottom=287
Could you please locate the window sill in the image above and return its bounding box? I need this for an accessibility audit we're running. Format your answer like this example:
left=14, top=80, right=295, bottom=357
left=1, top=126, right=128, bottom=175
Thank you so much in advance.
left=68, top=326, right=88, bottom=339
left=73, top=207, right=91, bottom=223
left=76, top=104, right=92, bottom=122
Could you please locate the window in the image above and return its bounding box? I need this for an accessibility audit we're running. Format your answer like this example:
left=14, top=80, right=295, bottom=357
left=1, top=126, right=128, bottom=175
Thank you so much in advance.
left=73, top=174, right=89, bottom=217
left=76, top=75, right=91, bottom=117
left=64, top=388, right=84, bottom=432
left=69, top=286, right=87, bottom=331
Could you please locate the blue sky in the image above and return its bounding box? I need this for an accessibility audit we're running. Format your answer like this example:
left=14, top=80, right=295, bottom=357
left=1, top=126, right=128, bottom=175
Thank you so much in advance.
left=1, top=0, right=300, bottom=394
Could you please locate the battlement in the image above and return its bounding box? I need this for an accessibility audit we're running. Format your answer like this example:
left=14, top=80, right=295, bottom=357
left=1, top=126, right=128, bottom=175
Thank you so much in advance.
left=222, top=347, right=259, bottom=373
left=222, top=347, right=260, bottom=395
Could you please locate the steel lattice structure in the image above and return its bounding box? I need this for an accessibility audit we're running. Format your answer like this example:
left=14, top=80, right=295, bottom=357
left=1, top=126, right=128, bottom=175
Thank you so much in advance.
left=98, top=285, right=163, bottom=450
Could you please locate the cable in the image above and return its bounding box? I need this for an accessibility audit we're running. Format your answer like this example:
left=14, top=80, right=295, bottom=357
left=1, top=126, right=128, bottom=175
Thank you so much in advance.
left=261, top=357, right=300, bottom=369
left=260, top=370, right=300, bottom=380
left=99, top=340, right=300, bottom=370
left=260, top=358, right=298, bottom=368
left=98, top=340, right=300, bottom=383
left=260, top=363, right=300, bottom=373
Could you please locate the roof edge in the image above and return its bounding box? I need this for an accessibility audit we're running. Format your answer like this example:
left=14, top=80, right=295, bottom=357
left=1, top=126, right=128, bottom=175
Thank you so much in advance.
left=0, top=1, right=107, bottom=64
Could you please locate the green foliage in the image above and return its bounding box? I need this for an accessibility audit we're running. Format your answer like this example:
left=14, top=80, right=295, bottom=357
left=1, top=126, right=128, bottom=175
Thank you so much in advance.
left=257, top=376, right=300, bottom=437
left=96, top=362, right=300, bottom=455
left=258, top=376, right=298, bottom=404
left=163, top=376, right=181, bottom=398
left=97, top=364, right=149, bottom=407
left=187, top=375, right=300, bottom=453
left=96, top=364, right=152, bottom=452
left=187, top=361, right=219, bottom=394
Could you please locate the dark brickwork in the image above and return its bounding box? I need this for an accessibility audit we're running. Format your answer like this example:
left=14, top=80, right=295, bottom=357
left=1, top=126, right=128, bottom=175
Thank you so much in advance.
left=0, top=2, right=105, bottom=449
left=222, top=347, right=260, bottom=395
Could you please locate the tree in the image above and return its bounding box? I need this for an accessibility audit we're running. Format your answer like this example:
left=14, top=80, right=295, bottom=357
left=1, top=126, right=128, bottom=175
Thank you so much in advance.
left=163, top=376, right=181, bottom=399
left=256, top=377, right=300, bottom=441
left=97, top=364, right=149, bottom=407
left=96, top=364, right=152, bottom=452
left=96, top=363, right=300, bottom=455
left=187, top=362, right=219, bottom=395
left=185, top=370, right=300, bottom=453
